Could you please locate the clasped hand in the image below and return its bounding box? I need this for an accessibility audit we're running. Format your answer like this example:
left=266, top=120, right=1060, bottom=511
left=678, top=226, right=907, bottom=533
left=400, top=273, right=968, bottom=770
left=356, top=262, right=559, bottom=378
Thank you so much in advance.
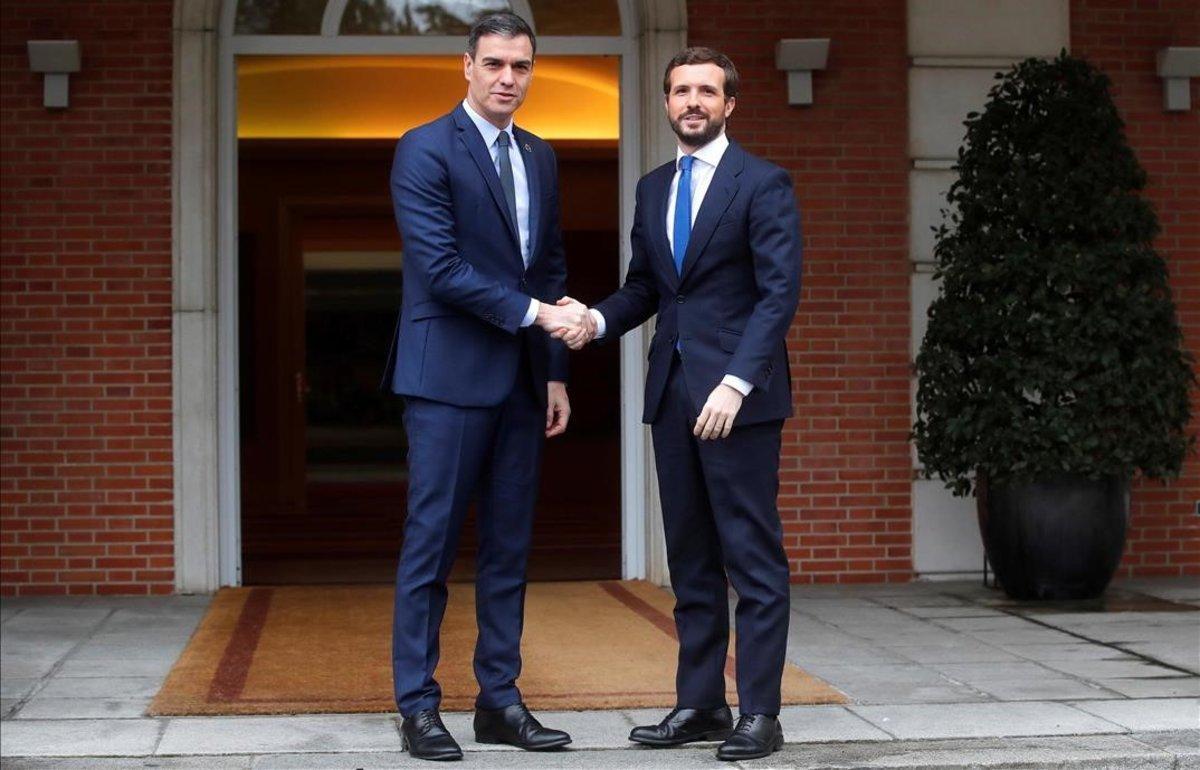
left=538, top=296, right=597, bottom=350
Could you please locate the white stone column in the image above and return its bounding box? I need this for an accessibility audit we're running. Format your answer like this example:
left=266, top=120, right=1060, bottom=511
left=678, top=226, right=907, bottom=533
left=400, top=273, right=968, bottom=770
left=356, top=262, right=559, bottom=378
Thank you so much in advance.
left=906, top=0, right=1069, bottom=579
left=172, top=0, right=222, bottom=593
left=632, top=0, right=686, bottom=586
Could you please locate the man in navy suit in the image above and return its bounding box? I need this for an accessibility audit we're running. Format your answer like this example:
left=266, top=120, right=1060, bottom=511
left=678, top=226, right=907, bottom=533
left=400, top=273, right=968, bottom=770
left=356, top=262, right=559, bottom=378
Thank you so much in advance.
left=561, top=47, right=802, bottom=761
left=382, top=12, right=588, bottom=761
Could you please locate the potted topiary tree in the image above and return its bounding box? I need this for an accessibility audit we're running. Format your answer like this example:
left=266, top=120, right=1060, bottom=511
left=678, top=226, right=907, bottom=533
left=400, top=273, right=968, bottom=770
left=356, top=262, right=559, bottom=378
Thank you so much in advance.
left=913, top=52, right=1195, bottom=601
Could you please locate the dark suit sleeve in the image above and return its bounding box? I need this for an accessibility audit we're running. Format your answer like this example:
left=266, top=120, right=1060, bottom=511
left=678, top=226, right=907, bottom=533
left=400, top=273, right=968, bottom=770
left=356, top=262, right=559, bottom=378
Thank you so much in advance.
left=391, top=132, right=531, bottom=333
left=592, top=178, right=660, bottom=339
left=726, top=167, right=802, bottom=389
left=541, top=146, right=569, bottom=382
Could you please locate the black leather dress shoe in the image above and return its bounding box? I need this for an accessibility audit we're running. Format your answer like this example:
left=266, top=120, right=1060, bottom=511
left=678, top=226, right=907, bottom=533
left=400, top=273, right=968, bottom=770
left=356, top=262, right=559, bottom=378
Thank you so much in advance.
left=716, top=713, right=784, bottom=760
left=400, top=709, right=463, bottom=761
left=629, top=706, right=734, bottom=747
left=474, top=702, right=572, bottom=750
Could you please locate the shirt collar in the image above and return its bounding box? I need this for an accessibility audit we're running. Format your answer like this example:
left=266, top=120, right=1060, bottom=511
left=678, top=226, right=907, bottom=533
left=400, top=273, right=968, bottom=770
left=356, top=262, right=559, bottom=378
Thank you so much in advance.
left=462, top=98, right=515, bottom=148
left=676, top=131, right=729, bottom=171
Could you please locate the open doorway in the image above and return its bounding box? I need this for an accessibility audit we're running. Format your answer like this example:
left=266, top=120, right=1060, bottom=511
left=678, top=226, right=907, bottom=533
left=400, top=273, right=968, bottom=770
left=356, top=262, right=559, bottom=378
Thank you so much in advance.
left=234, top=56, right=622, bottom=584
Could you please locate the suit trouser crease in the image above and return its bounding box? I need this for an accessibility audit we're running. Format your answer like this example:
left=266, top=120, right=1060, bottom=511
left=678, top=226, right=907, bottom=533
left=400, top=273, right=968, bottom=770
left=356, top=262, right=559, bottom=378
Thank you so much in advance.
left=651, top=357, right=791, bottom=716
left=393, top=360, right=541, bottom=717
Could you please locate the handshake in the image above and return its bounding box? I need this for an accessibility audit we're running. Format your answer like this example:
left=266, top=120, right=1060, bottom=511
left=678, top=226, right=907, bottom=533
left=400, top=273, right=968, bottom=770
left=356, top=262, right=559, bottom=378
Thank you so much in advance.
left=536, top=296, right=598, bottom=350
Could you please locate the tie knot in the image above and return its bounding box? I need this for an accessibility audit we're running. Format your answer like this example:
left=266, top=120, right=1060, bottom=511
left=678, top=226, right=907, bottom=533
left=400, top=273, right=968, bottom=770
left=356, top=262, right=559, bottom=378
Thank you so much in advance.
left=496, top=131, right=511, bottom=147
left=679, top=155, right=694, bottom=172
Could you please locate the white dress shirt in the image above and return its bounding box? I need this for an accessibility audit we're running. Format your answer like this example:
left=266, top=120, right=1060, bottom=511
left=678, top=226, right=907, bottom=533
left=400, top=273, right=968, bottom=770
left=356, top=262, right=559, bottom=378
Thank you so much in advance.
left=461, top=99, right=539, bottom=327
left=592, top=131, right=753, bottom=396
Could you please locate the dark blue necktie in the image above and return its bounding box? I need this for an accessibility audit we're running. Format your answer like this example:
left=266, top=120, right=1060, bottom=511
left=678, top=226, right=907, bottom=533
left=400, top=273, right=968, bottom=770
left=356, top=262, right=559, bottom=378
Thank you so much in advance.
left=495, top=132, right=519, bottom=235
left=672, top=155, right=694, bottom=275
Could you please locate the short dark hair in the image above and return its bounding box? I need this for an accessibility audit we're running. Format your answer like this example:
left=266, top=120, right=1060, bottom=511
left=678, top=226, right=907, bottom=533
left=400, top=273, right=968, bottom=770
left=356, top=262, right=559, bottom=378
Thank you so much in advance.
left=662, top=47, right=739, bottom=99
left=467, top=12, right=536, bottom=59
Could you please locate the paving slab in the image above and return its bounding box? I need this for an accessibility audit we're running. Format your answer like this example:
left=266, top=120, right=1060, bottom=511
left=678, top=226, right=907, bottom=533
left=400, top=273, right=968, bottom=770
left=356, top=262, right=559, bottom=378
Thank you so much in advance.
left=776, top=704, right=894, bottom=743
left=928, top=661, right=1059, bottom=681
left=786, top=643, right=913, bottom=665
left=1, top=634, right=88, bottom=655
left=0, top=657, right=64, bottom=680
left=1119, top=578, right=1200, bottom=605
left=65, top=644, right=185, bottom=663
left=156, top=715, right=401, bottom=755
left=773, top=733, right=1181, bottom=769
left=933, top=615, right=1037, bottom=632
left=4, top=734, right=1197, bottom=770
left=871, top=595, right=973, bottom=609
left=3, top=758, right=253, bottom=770
left=1069, top=698, right=1200, bottom=731
left=1040, top=658, right=1188, bottom=680
left=899, top=606, right=1007, bottom=619
left=15, top=697, right=151, bottom=719
left=36, top=676, right=163, bottom=699
left=0, top=609, right=111, bottom=631
left=966, top=628, right=1081, bottom=645
left=253, top=748, right=729, bottom=769
left=52, top=657, right=177, bottom=678
left=1095, top=677, right=1200, bottom=698
left=1, top=678, right=42, bottom=700
left=847, top=701, right=1125, bottom=740
left=1130, top=729, right=1200, bottom=759
left=803, top=663, right=992, bottom=704
left=1124, top=642, right=1200, bottom=673
left=1003, top=642, right=1144, bottom=662
left=972, top=677, right=1122, bottom=701
left=0, top=718, right=163, bottom=757
left=887, top=643, right=1023, bottom=664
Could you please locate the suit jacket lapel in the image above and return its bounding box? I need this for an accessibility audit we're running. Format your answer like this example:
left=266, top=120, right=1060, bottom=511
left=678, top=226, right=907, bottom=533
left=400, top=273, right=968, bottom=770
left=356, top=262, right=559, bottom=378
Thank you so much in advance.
left=646, top=163, right=678, bottom=291
left=514, top=126, right=540, bottom=267
left=452, top=105, right=521, bottom=250
left=679, top=142, right=743, bottom=284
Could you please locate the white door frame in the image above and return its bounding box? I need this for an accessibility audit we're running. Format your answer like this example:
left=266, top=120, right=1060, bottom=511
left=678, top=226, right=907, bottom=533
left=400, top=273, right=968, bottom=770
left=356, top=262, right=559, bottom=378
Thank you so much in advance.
left=172, top=0, right=685, bottom=590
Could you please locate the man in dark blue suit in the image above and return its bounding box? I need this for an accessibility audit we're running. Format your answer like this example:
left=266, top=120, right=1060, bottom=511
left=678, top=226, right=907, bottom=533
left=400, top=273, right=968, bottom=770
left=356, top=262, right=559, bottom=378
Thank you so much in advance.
left=561, top=47, right=802, bottom=761
left=382, top=12, right=589, bottom=762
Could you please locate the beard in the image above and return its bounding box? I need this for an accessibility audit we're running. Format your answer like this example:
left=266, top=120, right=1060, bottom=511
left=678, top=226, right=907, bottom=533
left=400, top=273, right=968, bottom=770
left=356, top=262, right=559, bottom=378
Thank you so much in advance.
left=670, top=109, right=725, bottom=147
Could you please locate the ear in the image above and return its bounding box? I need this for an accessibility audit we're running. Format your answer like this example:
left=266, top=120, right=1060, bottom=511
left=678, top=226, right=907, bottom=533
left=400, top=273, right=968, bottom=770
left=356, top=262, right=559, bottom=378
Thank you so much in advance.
left=724, top=96, right=736, bottom=119
left=463, top=51, right=472, bottom=81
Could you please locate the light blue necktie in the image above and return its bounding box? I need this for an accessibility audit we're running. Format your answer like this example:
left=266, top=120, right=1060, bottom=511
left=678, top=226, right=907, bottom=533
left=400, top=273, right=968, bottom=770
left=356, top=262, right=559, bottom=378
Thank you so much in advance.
left=672, top=155, right=694, bottom=275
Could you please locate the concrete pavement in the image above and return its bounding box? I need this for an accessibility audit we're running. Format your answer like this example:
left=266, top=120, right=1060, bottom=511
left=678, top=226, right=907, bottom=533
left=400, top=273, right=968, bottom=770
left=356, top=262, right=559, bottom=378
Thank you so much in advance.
left=2, top=578, right=1197, bottom=768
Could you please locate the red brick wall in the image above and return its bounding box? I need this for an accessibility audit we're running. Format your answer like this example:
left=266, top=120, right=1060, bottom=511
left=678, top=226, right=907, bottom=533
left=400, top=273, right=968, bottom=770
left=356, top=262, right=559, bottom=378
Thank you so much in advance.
left=689, top=1, right=915, bottom=583
left=1072, top=0, right=1200, bottom=577
left=0, top=0, right=1191, bottom=595
left=0, top=1, right=175, bottom=595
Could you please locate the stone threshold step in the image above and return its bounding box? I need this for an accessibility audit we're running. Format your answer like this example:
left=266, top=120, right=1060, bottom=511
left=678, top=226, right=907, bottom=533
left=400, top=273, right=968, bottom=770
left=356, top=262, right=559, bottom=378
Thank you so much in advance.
left=1, top=730, right=1196, bottom=769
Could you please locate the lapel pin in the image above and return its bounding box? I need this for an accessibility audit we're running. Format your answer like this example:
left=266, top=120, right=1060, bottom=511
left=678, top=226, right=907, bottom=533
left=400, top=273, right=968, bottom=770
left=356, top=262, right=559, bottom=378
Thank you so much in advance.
left=523, top=143, right=531, bottom=152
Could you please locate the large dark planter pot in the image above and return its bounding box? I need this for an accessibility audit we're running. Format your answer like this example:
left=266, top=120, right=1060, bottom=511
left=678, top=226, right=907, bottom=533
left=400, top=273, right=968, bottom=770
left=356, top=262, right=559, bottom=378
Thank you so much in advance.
left=976, top=474, right=1130, bottom=600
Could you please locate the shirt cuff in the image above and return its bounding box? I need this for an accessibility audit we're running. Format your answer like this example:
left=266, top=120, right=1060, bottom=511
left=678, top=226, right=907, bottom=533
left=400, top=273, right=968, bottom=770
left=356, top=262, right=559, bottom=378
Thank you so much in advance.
left=589, top=308, right=607, bottom=338
left=721, top=374, right=753, bottom=396
left=520, top=298, right=539, bottom=328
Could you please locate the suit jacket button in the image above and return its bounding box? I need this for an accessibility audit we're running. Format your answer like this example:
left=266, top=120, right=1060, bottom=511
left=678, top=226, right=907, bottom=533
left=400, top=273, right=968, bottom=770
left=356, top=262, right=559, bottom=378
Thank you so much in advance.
left=675, top=295, right=685, bottom=304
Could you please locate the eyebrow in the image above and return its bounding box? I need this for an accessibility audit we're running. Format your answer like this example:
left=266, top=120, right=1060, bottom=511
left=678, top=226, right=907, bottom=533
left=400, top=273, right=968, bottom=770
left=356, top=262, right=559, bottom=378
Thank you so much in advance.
left=481, top=56, right=533, bottom=67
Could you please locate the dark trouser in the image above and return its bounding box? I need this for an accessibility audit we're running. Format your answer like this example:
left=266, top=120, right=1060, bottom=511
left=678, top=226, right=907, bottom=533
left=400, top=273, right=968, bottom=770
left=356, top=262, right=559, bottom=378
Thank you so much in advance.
left=391, top=355, right=543, bottom=717
left=651, top=354, right=791, bottom=716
